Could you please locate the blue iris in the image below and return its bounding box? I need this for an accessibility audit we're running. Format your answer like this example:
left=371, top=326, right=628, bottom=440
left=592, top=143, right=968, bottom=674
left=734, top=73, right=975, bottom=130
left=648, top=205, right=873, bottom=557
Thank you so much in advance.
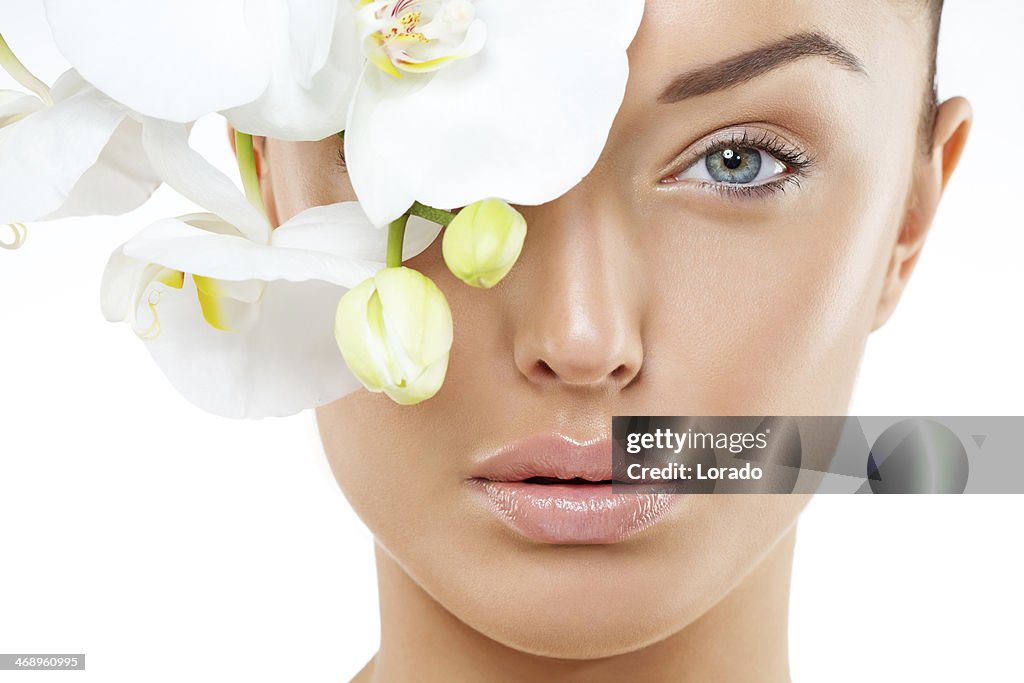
left=706, top=147, right=761, bottom=184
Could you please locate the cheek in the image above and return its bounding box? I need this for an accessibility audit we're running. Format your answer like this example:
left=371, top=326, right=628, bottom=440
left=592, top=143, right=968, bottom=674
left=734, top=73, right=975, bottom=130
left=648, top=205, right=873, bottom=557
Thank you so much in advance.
left=642, top=183, right=901, bottom=414
left=316, top=388, right=467, bottom=553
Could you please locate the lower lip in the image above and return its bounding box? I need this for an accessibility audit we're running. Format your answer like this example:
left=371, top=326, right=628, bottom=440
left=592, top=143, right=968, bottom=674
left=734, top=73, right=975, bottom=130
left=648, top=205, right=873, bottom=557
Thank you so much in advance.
left=468, top=480, right=676, bottom=544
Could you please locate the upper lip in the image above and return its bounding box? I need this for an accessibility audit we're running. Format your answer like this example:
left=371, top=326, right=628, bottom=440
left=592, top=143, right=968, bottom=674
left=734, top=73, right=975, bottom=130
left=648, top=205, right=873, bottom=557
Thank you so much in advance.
left=467, top=433, right=616, bottom=483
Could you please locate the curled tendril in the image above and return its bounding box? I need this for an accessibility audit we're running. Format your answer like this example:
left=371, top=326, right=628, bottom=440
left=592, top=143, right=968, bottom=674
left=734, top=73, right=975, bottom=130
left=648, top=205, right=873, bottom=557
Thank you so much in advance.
left=127, top=265, right=179, bottom=342
left=1, top=223, right=27, bottom=250
left=134, top=289, right=163, bottom=341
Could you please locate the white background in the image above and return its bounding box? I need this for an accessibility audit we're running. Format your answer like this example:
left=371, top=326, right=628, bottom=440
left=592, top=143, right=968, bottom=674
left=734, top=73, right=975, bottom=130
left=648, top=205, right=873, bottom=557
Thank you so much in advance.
left=0, top=1, right=1021, bottom=681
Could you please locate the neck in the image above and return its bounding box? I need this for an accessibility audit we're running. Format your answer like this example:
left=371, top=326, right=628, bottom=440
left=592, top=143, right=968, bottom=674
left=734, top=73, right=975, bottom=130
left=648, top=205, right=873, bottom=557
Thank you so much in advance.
left=356, top=527, right=796, bottom=683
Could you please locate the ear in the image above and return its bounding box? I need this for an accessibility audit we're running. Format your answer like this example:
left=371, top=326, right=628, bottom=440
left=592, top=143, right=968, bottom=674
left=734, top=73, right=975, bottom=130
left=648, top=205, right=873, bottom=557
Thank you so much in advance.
left=872, top=96, right=973, bottom=330
left=226, top=124, right=279, bottom=225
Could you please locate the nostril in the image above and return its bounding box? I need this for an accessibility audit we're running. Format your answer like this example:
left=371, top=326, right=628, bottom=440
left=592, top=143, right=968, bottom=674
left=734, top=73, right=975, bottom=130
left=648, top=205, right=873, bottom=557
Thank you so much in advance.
left=534, top=359, right=557, bottom=379
left=610, top=364, right=630, bottom=380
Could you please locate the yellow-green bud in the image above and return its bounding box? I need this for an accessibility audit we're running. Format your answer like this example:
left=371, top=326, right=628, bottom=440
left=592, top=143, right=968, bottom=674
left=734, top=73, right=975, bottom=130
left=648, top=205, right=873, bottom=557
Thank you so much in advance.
left=335, top=266, right=454, bottom=405
left=442, top=198, right=526, bottom=288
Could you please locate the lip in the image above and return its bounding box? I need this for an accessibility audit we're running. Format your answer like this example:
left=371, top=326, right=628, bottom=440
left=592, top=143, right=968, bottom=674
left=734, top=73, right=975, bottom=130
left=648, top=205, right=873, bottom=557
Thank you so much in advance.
left=466, top=434, right=676, bottom=544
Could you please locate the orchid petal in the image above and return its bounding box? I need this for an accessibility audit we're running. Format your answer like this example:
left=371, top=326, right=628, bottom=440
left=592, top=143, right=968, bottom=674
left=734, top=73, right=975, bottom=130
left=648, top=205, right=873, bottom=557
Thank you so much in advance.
left=42, top=0, right=270, bottom=123
left=100, top=245, right=183, bottom=337
left=141, top=119, right=271, bottom=244
left=343, top=65, right=425, bottom=226
left=288, top=0, right=339, bottom=88
left=120, top=213, right=385, bottom=289
left=0, top=71, right=127, bottom=224
left=100, top=245, right=145, bottom=324
left=346, top=0, right=645, bottom=224
left=269, top=202, right=442, bottom=261
left=140, top=274, right=359, bottom=418
left=192, top=274, right=262, bottom=332
left=46, top=113, right=161, bottom=221
left=0, top=90, right=43, bottom=126
left=397, top=19, right=486, bottom=73
left=224, top=1, right=362, bottom=139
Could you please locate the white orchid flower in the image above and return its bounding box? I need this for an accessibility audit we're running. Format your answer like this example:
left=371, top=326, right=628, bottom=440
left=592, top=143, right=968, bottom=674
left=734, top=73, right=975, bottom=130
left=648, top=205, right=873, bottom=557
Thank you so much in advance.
left=344, top=0, right=646, bottom=226
left=101, top=204, right=442, bottom=419
left=42, top=0, right=363, bottom=140
left=0, top=35, right=160, bottom=241
left=101, top=120, right=441, bottom=418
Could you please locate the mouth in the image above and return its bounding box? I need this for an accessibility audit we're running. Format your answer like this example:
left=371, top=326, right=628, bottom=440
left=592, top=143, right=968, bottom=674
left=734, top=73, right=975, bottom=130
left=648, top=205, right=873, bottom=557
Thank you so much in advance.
left=466, top=434, right=677, bottom=544
left=520, top=476, right=613, bottom=486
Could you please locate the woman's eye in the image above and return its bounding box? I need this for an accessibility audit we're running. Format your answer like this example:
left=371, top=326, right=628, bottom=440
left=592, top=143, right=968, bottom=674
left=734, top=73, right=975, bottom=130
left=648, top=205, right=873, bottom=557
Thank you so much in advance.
left=673, top=146, right=788, bottom=186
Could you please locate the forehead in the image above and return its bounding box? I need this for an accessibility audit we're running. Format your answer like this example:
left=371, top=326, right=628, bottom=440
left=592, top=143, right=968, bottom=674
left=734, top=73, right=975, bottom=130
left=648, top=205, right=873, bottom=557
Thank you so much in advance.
left=626, top=0, right=928, bottom=97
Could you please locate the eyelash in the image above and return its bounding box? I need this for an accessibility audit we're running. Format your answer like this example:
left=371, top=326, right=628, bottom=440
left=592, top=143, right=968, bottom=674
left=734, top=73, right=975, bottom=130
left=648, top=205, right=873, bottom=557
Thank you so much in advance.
left=662, top=129, right=814, bottom=199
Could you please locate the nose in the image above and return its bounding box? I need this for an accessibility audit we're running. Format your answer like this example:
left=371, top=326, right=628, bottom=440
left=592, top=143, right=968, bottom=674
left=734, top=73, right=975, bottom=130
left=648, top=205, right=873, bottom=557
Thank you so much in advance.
left=512, top=187, right=644, bottom=390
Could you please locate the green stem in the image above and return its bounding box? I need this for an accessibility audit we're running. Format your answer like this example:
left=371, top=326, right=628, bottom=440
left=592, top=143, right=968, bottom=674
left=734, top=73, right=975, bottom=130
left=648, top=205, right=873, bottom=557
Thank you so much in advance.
left=0, top=33, right=51, bottom=104
left=408, top=201, right=456, bottom=227
left=387, top=214, right=409, bottom=268
left=234, top=131, right=266, bottom=215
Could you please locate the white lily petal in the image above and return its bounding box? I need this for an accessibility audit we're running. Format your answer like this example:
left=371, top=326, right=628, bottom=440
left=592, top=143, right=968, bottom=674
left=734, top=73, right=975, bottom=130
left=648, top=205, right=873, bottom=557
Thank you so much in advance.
left=346, top=0, right=644, bottom=223
left=269, top=202, right=442, bottom=261
left=224, top=1, right=362, bottom=139
left=140, top=274, right=359, bottom=418
left=42, top=0, right=270, bottom=123
left=0, top=73, right=126, bottom=224
left=121, top=214, right=384, bottom=288
left=141, top=119, right=271, bottom=244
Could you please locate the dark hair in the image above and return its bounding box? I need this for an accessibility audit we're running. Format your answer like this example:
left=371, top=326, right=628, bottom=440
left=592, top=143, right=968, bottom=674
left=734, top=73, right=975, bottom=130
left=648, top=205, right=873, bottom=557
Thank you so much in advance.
left=921, top=0, right=944, bottom=151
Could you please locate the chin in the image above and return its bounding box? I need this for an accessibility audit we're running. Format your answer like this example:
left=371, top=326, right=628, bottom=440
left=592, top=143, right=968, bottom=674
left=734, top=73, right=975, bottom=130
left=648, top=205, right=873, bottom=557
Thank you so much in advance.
left=420, top=534, right=729, bottom=660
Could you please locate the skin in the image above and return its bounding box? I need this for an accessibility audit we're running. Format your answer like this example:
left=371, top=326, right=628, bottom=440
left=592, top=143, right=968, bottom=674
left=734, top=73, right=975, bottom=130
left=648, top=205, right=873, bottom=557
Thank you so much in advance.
left=250, top=1, right=971, bottom=680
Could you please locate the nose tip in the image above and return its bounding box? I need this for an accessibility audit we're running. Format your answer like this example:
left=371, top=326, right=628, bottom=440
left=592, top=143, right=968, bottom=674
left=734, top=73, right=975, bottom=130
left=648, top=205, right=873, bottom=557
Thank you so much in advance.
left=527, top=357, right=640, bottom=388
left=514, top=317, right=643, bottom=390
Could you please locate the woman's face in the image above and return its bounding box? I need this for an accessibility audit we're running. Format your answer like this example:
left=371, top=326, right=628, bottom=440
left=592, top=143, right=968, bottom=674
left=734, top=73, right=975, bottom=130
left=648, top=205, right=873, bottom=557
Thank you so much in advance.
left=266, top=0, right=937, bottom=659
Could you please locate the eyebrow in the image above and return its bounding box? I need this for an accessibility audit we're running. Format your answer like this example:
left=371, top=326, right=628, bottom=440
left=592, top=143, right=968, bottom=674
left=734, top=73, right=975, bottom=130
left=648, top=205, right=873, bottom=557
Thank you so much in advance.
left=658, top=31, right=866, bottom=104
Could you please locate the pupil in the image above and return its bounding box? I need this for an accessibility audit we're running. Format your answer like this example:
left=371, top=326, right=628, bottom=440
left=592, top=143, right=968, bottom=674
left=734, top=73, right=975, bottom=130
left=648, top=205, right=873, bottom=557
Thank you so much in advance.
left=723, top=148, right=743, bottom=169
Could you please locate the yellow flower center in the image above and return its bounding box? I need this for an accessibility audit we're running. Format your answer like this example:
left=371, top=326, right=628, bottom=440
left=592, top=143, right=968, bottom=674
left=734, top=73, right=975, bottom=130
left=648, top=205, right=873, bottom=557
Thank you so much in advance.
left=358, top=0, right=485, bottom=78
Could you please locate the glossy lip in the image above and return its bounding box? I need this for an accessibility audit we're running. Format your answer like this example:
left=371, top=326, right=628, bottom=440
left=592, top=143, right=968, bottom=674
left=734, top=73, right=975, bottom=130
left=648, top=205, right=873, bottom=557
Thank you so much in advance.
left=466, top=434, right=676, bottom=544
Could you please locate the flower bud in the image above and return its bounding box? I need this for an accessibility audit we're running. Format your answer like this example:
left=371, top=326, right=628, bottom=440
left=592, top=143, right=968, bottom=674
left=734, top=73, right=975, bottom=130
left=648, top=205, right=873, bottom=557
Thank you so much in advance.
left=335, top=266, right=454, bottom=405
left=442, top=198, right=526, bottom=288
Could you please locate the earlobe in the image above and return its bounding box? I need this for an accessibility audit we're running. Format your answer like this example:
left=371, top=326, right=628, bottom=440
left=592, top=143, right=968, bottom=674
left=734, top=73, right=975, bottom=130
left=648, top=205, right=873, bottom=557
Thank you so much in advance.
left=871, top=97, right=973, bottom=331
